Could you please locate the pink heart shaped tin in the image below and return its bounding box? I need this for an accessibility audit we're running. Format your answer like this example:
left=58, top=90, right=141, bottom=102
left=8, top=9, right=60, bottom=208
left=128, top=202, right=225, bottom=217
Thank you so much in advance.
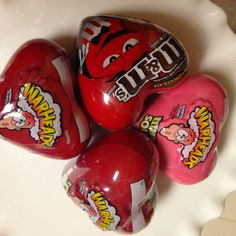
left=135, top=74, right=228, bottom=184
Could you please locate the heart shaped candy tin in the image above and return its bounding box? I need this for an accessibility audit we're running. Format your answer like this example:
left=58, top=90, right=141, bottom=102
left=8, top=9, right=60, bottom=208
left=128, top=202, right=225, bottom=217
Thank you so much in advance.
left=136, top=75, right=228, bottom=184
left=0, top=39, right=91, bottom=159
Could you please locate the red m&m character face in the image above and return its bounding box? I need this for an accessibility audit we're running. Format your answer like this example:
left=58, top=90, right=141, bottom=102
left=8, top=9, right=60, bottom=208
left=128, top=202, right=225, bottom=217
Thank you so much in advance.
left=79, top=16, right=162, bottom=79
left=78, top=16, right=188, bottom=130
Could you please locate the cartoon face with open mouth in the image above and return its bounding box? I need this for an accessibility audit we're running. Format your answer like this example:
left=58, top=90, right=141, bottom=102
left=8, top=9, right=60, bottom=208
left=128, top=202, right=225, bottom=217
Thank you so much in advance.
left=0, top=110, right=35, bottom=131
left=160, top=123, right=196, bottom=146
left=79, top=16, right=163, bottom=80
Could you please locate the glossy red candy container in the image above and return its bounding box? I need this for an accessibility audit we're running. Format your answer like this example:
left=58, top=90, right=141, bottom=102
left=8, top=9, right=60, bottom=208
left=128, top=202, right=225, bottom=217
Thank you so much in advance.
left=0, top=39, right=91, bottom=159
left=77, top=15, right=188, bottom=130
left=62, top=130, right=159, bottom=233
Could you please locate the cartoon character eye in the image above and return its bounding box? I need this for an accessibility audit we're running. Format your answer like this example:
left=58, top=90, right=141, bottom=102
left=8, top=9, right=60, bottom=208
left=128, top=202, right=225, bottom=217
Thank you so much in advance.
left=103, top=54, right=120, bottom=68
left=15, top=120, right=26, bottom=128
left=176, top=129, right=189, bottom=141
left=13, top=115, right=26, bottom=127
left=122, top=38, right=139, bottom=53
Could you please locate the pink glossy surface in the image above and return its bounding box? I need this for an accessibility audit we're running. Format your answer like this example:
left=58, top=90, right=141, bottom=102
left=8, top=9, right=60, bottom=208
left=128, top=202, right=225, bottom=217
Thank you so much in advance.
left=136, top=75, right=228, bottom=184
left=62, top=130, right=159, bottom=233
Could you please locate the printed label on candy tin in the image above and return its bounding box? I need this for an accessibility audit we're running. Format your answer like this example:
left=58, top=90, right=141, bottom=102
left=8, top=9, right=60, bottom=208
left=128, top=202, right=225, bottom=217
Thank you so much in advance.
left=140, top=114, right=163, bottom=143
left=181, top=106, right=216, bottom=168
left=130, top=179, right=157, bottom=232
left=0, top=83, right=62, bottom=147
left=85, top=191, right=121, bottom=231
left=140, top=106, right=216, bottom=169
left=71, top=190, right=121, bottom=231
left=61, top=171, right=121, bottom=231
left=108, top=34, right=187, bottom=103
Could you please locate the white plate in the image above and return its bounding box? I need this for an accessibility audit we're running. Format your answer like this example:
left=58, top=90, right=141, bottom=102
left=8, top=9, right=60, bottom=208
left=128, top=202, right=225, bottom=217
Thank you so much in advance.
left=0, top=1, right=236, bottom=236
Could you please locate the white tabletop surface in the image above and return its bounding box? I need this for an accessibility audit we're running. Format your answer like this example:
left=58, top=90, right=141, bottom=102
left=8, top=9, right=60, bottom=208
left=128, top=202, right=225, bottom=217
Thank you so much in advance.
left=0, top=1, right=236, bottom=236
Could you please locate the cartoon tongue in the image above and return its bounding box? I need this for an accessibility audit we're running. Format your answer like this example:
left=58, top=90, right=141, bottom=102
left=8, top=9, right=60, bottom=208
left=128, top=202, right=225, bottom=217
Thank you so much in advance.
left=0, top=39, right=91, bottom=159
left=135, top=74, right=228, bottom=184
left=77, top=15, right=188, bottom=130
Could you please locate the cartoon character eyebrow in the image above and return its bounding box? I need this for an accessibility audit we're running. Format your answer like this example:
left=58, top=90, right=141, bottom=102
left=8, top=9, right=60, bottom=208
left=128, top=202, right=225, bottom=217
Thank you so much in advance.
left=99, top=30, right=129, bottom=51
left=91, top=25, right=110, bottom=45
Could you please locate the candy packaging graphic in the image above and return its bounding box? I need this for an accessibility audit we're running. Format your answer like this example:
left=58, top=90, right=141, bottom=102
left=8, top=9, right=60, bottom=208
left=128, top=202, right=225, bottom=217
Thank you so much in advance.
left=77, top=15, right=188, bottom=130
left=136, top=75, right=228, bottom=184
left=0, top=10, right=231, bottom=236
left=62, top=130, right=159, bottom=233
left=0, top=39, right=91, bottom=159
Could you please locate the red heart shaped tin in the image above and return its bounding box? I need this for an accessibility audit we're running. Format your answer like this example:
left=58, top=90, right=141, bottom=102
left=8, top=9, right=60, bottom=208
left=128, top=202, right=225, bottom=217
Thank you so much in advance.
left=0, top=39, right=91, bottom=159
left=62, top=130, right=159, bottom=233
left=77, top=15, right=188, bottom=130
